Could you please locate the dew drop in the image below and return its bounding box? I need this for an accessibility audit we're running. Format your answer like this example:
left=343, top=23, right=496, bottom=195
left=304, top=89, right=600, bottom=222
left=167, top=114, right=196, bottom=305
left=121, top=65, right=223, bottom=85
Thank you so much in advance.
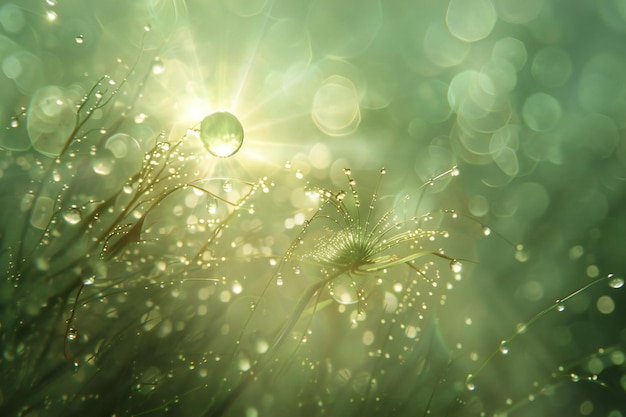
left=255, top=338, right=269, bottom=354
left=75, top=35, right=84, bottom=44
left=200, top=112, right=244, bottom=158
left=465, top=374, right=475, bottom=391
left=481, top=226, right=491, bottom=236
left=499, top=340, right=509, bottom=355
left=222, top=180, right=232, bottom=193
left=556, top=302, right=565, bottom=312
left=35, top=257, right=49, bottom=271
left=515, top=244, right=529, bottom=262
left=92, top=158, right=113, bottom=175
left=451, top=166, right=460, bottom=176
left=208, top=201, right=217, bottom=215
left=329, top=276, right=359, bottom=305
left=450, top=259, right=463, bottom=273
left=67, top=327, right=78, bottom=341
left=134, top=113, right=147, bottom=124
left=63, top=207, right=81, bottom=224
left=608, top=275, right=624, bottom=289
left=238, top=357, right=251, bottom=372
left=82, top=275, right=95, bottom=285
left=10, top=117, right=18, bottom=128
left=152, top=58, right=165, bottom=75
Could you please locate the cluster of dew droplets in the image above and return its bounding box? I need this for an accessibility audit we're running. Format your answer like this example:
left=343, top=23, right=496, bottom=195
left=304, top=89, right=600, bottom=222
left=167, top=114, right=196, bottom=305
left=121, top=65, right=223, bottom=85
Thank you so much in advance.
left=214, top=165, right=530, bottom=417
left=11, top=70, right=142, bottom=283
left=464, top=272, right=625, bottom=406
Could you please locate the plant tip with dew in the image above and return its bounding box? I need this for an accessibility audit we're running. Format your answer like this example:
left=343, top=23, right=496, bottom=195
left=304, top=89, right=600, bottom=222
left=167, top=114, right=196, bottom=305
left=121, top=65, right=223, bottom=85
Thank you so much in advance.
left=210, top=166, right=490, bottom=416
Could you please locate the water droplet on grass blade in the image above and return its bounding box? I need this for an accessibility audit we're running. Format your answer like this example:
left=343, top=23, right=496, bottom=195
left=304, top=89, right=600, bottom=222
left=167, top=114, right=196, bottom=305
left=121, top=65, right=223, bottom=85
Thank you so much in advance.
left=67, top=327, right=78, bottom=341
left=608, top=275, right=624, bottom=289
left=63, top=207, right=81, bottom=224
left=450, top=259, right=463, bottom=273
left=515, top=245, right=529, bottom=262
left=465, top=374, right=476, bottom=391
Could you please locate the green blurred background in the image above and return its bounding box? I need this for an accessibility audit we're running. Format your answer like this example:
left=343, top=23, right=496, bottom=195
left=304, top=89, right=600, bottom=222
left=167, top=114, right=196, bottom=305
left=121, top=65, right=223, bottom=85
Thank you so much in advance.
left=1, top=0, right=626, bottom=416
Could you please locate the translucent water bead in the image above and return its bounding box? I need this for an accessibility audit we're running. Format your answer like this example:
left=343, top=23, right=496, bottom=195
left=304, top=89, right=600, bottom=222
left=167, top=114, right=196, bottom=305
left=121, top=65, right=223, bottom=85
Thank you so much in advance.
left=200, top=111, right=244, bottom=158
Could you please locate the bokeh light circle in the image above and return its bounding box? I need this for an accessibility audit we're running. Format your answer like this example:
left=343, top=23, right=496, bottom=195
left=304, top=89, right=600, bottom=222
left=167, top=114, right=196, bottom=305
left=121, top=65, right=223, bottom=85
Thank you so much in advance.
left=522, top=92, right=562, bottom=131
left=446, top=0, right=497, bottom=42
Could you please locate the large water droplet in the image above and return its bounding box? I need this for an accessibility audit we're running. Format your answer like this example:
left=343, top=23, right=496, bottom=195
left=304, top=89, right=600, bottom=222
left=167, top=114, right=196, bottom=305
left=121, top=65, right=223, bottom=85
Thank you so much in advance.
left=207, top=200, right=217, bottom=214
left=450, top=259, right=463, bottom=273
left=82, top=275, right=95, bottom=285
left=92, top=157, right=113, bottom=175
left=329, top=275, right=359, bottom=305
left=67, top=327, right=78, bottom=341
left=152, top=58, right=165, bottom=75
left=200, top=111, right=244, bottom=158
left=515, top=244, right=529, bottom=262
left=30, top=196, right=54, bottom=230
left=608, top=275, right=624, bottom=289
left=499, top=340, right=510, bottom=355
left=63, top=207, right=81, bottom=224
left=232, top=280, right=243, bottom=294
